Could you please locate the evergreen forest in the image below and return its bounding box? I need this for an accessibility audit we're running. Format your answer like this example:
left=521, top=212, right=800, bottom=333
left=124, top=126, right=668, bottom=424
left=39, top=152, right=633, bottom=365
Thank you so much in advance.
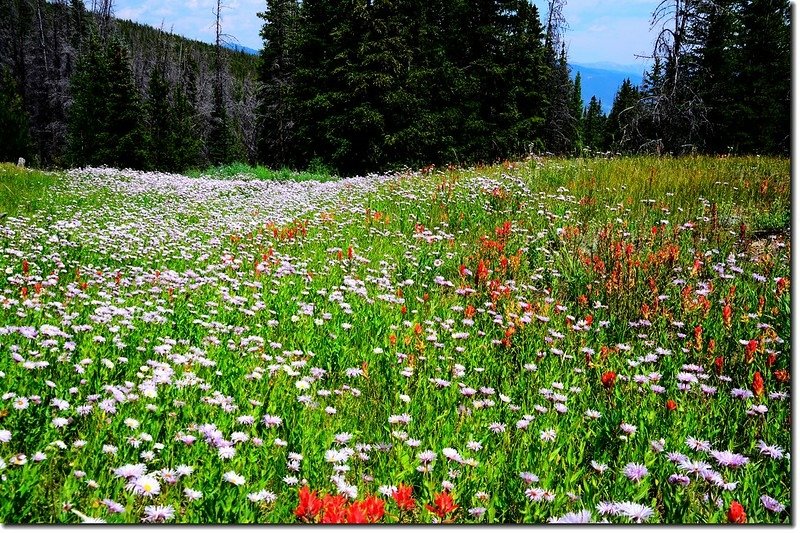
left=0, top=0, right=791, bottom=174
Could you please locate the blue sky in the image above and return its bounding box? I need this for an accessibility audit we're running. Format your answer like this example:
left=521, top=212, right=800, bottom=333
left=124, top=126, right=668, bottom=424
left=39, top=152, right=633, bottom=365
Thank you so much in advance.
left=113, top=0, right=658, bottom=68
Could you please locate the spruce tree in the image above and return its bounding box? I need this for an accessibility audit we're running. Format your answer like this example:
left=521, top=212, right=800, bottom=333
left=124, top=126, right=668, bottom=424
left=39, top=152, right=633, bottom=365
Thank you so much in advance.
left=257, top=0, right=299, bottom=167
left=145, top=62, right=172, bottom=170
left=68, top=33, right=145, bottom=168
left=570, top=71, right=584, bottom=152
left=605, top=78, right=641, bottom=152
left=503, top=0, right=548, bottom=155
left=170, top=79, right=202, bottom=171
left=684, top=0, right=738, bottom=153
left=67, top=31, right=108, bottom=167
left=0, top=67, right=31, bottom=162
left=102, top=36, right=146, bottom=169
left=582, top=95, right=606, bottom=153
left=207, top=84, right=237, bottom=165
left=733, top=0, right=790, bottom=154
left=543, top=45, right=577, bottom=154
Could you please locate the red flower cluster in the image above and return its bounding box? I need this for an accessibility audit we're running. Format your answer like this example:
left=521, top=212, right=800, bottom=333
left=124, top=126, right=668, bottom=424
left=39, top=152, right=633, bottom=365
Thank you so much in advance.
left=495, top=220, right=512, bottom=240
left=714, top=356, right=724, bottom=376
left=476, top=259, right=490, bottom=281
left=391, top=483, right=415, bottom=511
left=752, top=371, right=764, bottom=398
left=601, top=371, right=617, bottom=389
left=727, top=501, right=747, bottom=523
left=294, top=487, right=385, bottom=524
left=745, top=339, right=758, bottom=363
left=722, top=304, right=733, bottom=328
left=294, top=487, right=323, bottom=521
left=425, top=491, right=458, bottom=519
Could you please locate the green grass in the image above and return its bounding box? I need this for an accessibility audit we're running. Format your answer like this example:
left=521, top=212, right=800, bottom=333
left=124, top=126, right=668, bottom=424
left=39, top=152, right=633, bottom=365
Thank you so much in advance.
left=0, top=163, right=60, bottom=217
left=185, top=162, right=338, bottom=182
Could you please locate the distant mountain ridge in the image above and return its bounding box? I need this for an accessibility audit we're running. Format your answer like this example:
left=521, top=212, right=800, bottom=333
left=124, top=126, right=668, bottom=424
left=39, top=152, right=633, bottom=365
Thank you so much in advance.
left=570, top=62, right=646, bottom=113
left=224, top=42, right=260, bottom=56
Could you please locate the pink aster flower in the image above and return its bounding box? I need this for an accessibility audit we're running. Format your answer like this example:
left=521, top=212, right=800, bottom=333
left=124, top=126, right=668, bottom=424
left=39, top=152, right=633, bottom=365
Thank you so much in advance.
left=622, top=462, right=648, bottom=483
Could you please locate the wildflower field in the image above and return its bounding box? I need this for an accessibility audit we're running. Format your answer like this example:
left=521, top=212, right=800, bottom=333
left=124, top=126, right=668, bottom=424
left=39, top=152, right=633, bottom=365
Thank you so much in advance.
left=0, top=156, right=790, bottom=524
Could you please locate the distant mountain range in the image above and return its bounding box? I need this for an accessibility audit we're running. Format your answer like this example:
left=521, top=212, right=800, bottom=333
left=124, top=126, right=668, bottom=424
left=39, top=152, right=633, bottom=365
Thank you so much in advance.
left=222, top=43, right=644, bottom=115
left=570, top=62, right=646, bottom=113
left=223, top=42, right=260, bottom=56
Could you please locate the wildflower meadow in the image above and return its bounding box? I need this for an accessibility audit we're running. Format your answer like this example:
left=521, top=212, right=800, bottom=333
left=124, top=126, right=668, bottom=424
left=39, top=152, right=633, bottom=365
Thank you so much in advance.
left=0, top=156, right=790, bottom=524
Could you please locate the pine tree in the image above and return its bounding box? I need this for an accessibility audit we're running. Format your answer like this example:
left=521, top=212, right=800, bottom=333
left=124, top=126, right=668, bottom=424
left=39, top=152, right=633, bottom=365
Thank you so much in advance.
left=144, top=62, right=172, bottom=170
left=605, top=78, right=641, bottom=152
left=582, top=95, right=606, bottom=153
left=257, top=0, right=299, bottom=167
left=102, top=36, right=146, bottom=168
left=67, top=31, right=108, bottom=166
left=0, top=67, right=31, bottom=162
left=732, top=0, right=790, bottom=154
left=570, top=71, right=584, bottom=152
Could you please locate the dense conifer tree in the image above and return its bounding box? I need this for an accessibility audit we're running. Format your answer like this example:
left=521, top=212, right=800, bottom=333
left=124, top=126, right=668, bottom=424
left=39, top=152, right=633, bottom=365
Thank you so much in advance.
left=0, top=67, right=31, bottom=162
left=732, top=0, right=790, bottom=154
left=67, top=33, right=145, bottom=168
left=569, top=71, right=584, bottom=151
left=144, top=62, right=172, bottom=170
left=605, top=78, right=641, bottom=152
left=582, top=96, right=606, bottom=153
left=257, top=0, right=299, bottom=168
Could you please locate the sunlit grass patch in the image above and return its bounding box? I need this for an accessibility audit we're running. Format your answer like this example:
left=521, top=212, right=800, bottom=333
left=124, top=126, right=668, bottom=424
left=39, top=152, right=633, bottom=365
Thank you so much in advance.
left=0, top=163, right=59, bottom=217
left=185, top=162, right=338, bottom=182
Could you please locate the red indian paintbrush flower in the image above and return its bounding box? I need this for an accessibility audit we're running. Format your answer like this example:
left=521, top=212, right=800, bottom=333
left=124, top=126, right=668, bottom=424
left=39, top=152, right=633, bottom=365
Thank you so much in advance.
left=476, top=260, right=489, bottom=281
left=295, top=486, right=324, bottom=521
left=693, top=325, right=703, bottom=351
left=360, top=495, right=385, bottom=523
left=345, top=503, right=368, bottom=524
left=714, top=356, right=724, bottom=376
left=392, top=484, right=415, bottom=511
left=776, top=277, right=787, bottom=296
left=745, top=340, right=758, bottom=363
left=727, top=501, right=747, bottom=523
left=426, top=491, right=458, bottom=519
left=666, top=399, right=677, bottom=412
left=752, top=371, right=764, bottom=398
left=722, top=304, right=733, bottom=328
left=707, top=338, right=716, bottom=354
left=601, top=371, right=617, bottom=390
left=320, top=494, right=349, bottom=523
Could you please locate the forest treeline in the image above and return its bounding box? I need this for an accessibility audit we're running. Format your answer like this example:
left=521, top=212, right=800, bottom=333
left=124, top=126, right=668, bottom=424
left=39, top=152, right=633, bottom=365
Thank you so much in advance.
left=0, top=0, right=258, bottom=171
left=0, top=0, right=791, bottom=175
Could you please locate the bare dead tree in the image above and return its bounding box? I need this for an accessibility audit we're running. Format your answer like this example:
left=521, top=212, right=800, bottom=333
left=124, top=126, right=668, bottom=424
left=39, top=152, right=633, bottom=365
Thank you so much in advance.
left=633, top=0, right=710, bottom=154
left=96, top=0, right=114, bottom=40
left=544, top=0, right=567, bottom=51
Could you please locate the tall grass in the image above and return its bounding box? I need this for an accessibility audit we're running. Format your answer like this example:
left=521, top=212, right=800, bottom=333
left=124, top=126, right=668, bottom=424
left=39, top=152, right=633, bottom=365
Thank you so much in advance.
left=0, top=164, right=60, bottom=217
left=185, top=162, right=337, bottom=182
